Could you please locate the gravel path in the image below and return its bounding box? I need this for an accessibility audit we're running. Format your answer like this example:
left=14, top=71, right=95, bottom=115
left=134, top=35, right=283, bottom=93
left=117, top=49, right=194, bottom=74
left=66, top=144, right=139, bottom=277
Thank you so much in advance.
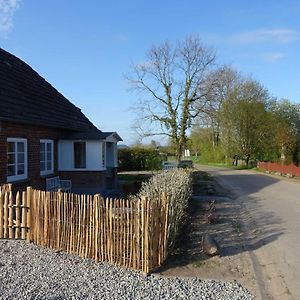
left=0, top=240, right=254, bottom=300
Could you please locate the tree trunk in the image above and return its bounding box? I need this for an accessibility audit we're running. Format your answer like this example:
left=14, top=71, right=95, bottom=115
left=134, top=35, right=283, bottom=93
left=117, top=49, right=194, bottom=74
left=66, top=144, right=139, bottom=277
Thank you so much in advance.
left=245, top=155, right=250, bottom=167
left=176, top=142, right=182, bottom=162
left=233, top=155, right=238, bottom=166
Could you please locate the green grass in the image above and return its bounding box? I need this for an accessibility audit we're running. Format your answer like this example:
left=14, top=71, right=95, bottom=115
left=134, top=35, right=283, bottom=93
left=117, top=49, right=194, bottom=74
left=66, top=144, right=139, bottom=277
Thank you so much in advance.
left=197, top=161, right=255, bottom=170
left=193, top=259, right=220, bottom=268
left=222, top=164, right=255, bottom=170
left=193, top=260, right=206, bottom=268
left=191, top=158, right=256, bottom=170
left=251, top=167, right=265, bottom=173
left=166, top=156, right=177, bottom=162
left=167, top=155, right=258, bottom=170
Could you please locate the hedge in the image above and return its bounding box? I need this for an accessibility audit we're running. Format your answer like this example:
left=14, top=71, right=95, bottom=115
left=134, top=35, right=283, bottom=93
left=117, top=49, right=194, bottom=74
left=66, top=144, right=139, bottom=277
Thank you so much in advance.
left=136, top=169, right=192, bottom=251
left=118, top=148, right=163, bottom=171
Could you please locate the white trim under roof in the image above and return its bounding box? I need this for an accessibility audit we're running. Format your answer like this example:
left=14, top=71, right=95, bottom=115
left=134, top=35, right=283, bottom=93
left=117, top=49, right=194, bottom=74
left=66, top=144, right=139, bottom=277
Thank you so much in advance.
left=104, top=132, right=122, bottom=143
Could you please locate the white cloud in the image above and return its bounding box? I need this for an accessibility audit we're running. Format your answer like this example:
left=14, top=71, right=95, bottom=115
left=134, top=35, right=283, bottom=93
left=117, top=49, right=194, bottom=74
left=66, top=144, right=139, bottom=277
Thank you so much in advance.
left=231, top=28, right=299, bottom=44
left=261, top=52, right=285, bottom=62
left=0, top=0, right=21, bottom=33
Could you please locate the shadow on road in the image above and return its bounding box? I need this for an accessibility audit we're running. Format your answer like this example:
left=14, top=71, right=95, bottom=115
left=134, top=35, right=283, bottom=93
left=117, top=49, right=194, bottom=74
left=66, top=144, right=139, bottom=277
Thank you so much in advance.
left=158, top=170, right=285, bottom=271
left=202, top=168, right=281, bottom=197
left=217, top=194, right=284, bottom=256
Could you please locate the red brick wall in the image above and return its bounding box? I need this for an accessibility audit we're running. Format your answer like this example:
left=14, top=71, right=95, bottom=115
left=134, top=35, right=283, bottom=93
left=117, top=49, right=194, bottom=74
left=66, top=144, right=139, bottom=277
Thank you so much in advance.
left=0, top=121, right=118, bottom=192
left=0, top=124, right=6, bottom=184
left=59, top=171, right=106, bottom=188
left=105, top=167, right=118, bottom=189
left=0, top=121, right=61, bottom=191
left=59, top=169, right=118, bottom=190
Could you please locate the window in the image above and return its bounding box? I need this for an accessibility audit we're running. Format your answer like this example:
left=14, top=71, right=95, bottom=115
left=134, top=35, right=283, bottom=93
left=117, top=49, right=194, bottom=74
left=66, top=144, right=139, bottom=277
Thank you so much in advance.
left=74, top=142, right=86, bottom=168
left=7, top=138, right=27, bottom=182
left=40, top=140, right=54, bottom=175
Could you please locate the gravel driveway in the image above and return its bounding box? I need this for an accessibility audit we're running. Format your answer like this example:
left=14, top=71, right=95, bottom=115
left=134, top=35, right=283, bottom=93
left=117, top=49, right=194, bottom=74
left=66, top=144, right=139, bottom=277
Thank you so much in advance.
left=0, top=240, right=253, bottom=300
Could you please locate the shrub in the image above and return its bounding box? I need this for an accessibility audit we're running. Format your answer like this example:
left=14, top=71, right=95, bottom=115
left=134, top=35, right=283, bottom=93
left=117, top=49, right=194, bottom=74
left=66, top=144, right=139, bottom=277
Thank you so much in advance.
left=199, top=144, right=225, bottom=164
left=118, top=148, right=133, bottom=171
left=136, top=169, right=192, bottom=251
left=118, top=148, right=163, bottom=171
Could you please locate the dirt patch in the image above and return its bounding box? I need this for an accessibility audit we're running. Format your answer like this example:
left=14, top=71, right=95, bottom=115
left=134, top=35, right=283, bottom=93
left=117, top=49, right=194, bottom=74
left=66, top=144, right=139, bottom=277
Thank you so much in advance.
left=157, top=171, right=258, bottom=296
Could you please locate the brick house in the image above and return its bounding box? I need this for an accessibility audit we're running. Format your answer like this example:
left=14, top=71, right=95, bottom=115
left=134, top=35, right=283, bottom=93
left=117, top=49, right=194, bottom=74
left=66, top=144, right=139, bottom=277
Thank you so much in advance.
left=0, top=48, right=122, bottom=193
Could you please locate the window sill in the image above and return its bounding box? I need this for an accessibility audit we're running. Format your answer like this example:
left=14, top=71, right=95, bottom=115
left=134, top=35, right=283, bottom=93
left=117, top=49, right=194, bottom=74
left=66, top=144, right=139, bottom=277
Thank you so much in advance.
left=58, top=169, right=106, bottom=172
left=7, top=178, right=30, bottom=184
left=40, top=172, right=55, bottom=178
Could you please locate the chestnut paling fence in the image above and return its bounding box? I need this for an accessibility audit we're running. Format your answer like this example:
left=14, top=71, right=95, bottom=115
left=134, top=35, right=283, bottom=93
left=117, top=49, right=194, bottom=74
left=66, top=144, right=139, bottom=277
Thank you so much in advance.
left=0, top=185, right=169, bottom=274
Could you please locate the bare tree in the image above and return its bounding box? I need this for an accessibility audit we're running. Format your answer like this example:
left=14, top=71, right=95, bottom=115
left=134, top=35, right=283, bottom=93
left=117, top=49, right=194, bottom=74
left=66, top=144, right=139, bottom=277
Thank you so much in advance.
left=195, top=66, right=240, bottom=148
left=128, top=36, right=216, bottom=161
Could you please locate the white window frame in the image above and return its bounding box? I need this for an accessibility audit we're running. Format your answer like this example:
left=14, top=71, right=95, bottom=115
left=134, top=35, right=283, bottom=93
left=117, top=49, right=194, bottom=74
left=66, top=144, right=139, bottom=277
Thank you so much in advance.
left=40, top=139, right=54, bottom=176
left=7, top=138, right=28, bottom=182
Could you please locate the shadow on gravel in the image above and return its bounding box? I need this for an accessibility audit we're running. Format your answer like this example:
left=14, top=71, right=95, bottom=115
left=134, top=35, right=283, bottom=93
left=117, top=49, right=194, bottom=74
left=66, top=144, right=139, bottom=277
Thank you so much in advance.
left=157, top=171, right=285, bottom=272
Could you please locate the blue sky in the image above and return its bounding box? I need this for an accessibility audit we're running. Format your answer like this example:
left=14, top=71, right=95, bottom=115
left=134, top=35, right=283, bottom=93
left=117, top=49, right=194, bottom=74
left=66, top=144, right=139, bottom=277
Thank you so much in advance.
left=1, top=0, right=300, bottom=145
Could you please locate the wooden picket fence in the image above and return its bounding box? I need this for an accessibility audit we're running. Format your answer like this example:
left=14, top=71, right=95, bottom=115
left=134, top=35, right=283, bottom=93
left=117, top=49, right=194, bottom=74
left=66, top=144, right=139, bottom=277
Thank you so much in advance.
left=0, top=183, right=12, bottom=193
left=0, top=185, right=30, bottom=240
left=258, top=161, right=300, bottom=177
left=0, top=187, right=169, bottom=274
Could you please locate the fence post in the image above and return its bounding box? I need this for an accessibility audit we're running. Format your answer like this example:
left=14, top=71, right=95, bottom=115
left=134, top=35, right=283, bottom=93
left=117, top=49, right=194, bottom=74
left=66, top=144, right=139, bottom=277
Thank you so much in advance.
left=0, top=191, right=3, bottom=238
left=140, top=196, right=149, bottom=275
left=163, top=192, right=169, bottom=262
left=25, top=186, right=32, bottom=241
left=94, top=194, right=99, bottom=263
left=145, top=197, right=150, bottom=275
left=15, top=192, right=21, bottom=239
left=8, top=192, right=14, bottom=238
left=4, top=192, right=8, bottom=238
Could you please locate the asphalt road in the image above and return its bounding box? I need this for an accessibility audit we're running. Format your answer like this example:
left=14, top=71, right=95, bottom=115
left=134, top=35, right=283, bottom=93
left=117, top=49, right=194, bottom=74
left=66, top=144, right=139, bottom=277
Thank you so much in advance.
left=196, top=165, right=300, bottom=300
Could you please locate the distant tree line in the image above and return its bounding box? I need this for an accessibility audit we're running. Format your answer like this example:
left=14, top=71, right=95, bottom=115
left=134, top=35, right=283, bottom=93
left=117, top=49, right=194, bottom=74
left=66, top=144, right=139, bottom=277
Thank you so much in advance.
left=188, top=67, right=300, bottom=166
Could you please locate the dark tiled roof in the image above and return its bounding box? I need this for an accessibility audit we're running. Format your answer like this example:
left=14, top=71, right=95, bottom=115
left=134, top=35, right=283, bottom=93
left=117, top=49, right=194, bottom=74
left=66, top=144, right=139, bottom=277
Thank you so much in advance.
left=60, top=129, right=109, bottom=140
left=0, top=48, right=98, bottom=132
left=61, top=130, right=123, bottom=141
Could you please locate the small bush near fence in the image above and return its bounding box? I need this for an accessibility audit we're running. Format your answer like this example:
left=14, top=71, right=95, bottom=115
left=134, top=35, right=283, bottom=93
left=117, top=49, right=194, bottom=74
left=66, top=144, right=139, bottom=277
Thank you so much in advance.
left=118, top=148, right=163, bottom=171
left=133, top=169, right=192, bottom=251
